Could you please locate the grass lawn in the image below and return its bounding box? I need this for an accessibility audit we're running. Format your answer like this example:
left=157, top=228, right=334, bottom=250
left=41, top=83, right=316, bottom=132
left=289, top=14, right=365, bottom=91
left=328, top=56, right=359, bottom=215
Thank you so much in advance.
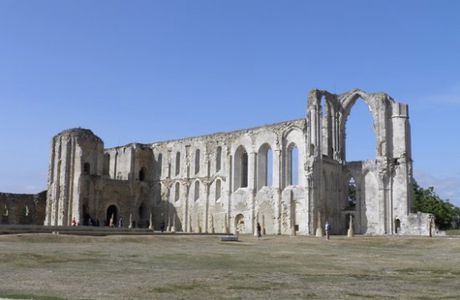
left=0, top=233, right=459, bottom=299
left=446, top=229, right=460, bottom=236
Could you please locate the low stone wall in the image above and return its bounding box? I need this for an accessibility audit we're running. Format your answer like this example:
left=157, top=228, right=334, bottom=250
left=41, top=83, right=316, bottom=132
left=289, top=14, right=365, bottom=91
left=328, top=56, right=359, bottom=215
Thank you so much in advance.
left=401, top=212, right=433, bottom=236
left=0, top=224, right=227, bottom=236
left=0, top=191, right=47, bottom=225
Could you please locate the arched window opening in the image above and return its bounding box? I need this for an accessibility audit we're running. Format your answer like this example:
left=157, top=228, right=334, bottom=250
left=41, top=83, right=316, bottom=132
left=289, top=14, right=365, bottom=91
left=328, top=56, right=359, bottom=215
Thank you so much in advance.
left=346, top=177, right=357, bottom=210
left=215, top=179, right=221, bottom=200
left=345, top=98, right=376, bottom=162
left=241, top=152, right=248, bottom=188
left=395, top=218, right=401, bottom=234
left=287, top=144, right=299, bottom=186
left=257, top=144, right=273, bottom=190
left=175, top=182, right=180, bottom=202
left=234, top=146, right=249, bottom=191
left=106, top=205, right=118, bottom=227
left=194, top=181, right=200, bottom=201
left=235, top=214, right=245, bottom=233
left=195, top=149, right=200, bottom=174
left=175, top=152, right=181, bottom=176
left=216, top=146, right=222, bottom=172
left=83, top=163, right=91, bottom=175
left=139, top=167, right=146, bottom=181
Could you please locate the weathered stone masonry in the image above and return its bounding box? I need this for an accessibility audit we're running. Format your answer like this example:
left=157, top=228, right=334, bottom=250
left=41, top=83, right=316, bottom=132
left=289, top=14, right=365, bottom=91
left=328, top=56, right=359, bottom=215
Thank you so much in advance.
left=44, top=89, right=432, bottom=235
left=0, top=191, right=46, bottom=225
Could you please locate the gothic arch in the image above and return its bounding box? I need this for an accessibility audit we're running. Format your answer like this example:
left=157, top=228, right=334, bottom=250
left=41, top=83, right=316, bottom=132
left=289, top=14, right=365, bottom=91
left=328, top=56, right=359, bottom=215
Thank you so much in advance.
left=338, top=90, right=392, bottom=161
left=257, top=143, right=273, bottom=190
left=233, top=145, right=249, bottom=191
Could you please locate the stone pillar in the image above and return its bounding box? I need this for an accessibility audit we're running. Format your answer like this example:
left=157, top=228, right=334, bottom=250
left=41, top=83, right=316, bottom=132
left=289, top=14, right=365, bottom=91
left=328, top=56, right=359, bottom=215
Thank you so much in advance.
left=227, top=153, right=233, bottom=234
left=273, top=149, right=282, bottom=234
left=248, top=151, right=257, bottom=234
left=149, top=212, right=153, bottom=230
left=315, top=211, right=323, bottom=237
left=184, top=182, right=190, bottom=232
left=171, top=212, right=176, bottom=233
left=290, top=190, right=296, bottom=236
left=347, top=214, right=354, bottom=238
left=391, top=102, right=412, bottom=219
left=205, top=181, right=210, bottom=233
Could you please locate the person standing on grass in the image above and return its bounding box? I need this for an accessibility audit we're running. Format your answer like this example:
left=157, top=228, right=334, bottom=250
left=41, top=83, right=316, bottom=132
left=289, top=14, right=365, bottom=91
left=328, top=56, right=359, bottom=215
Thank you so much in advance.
left=257, top=222, right=262, bottom=238
left=325, top=221, right=331, bottom=240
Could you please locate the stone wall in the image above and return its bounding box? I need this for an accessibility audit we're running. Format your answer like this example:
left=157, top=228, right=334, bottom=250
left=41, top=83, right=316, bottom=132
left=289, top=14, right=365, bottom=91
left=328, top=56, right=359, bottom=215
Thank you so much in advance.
left=0, top=191, right=46, bottom=225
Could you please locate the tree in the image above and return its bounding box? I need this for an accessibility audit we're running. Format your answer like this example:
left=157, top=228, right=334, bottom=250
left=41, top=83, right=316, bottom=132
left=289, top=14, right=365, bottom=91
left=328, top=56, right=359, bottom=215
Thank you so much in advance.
left=413, top=181, right=460, bottom=230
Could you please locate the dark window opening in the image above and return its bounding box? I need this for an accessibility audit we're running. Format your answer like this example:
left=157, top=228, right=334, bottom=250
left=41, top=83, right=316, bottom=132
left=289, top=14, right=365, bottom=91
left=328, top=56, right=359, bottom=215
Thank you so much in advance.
left=175, top=182, right=180, bottom=202
left=216, top=146, right=222, bottom=172
left=139, top=167, right=146, bottom=181
left=195, top=149, right=200, bottom=174
left=345, top=177, right=357, bottom=210
left=241, top=152, right=248, bottom=188
left=395, top=218, right=401, bottom=234
left=83, top=163, right=91, bottom=175
left=175, top=152, right=181, bottom=176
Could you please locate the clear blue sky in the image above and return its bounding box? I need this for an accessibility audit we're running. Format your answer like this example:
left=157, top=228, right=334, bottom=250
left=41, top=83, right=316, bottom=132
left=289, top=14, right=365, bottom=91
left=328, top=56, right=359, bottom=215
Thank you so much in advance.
left=1, top=1, right=459, bottom=205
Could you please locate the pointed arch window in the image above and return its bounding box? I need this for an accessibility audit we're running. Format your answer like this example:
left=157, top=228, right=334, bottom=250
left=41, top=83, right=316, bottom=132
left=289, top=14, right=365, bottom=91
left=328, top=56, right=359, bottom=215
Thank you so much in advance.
left=234, top=146, right=248, bottom=190
left=175, top=182, right=180, bottom=202
left=195, top=149, right=200, bottom=174
left=287, top=143, right=299, bottom=186
left=257, top=144, right=273, bottom=190
left=216, top=146, right=222, bottom=172
left=175, top=152, right=181, bottom=176
left=194, top=181, right=200, bottom=201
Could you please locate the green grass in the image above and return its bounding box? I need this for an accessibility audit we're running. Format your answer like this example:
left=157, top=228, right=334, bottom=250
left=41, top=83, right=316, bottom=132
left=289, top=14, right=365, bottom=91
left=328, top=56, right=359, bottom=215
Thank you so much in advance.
left=0, top=234, right=459, bottom=299
left=446, top=229, right=460, bottom=235
left=0, top=291, right=66, bottom=300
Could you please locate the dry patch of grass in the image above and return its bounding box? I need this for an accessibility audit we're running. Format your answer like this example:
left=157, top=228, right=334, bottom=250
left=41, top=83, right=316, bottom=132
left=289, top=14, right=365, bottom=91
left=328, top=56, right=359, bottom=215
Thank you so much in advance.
left=0, top=234, right=459, bottom=299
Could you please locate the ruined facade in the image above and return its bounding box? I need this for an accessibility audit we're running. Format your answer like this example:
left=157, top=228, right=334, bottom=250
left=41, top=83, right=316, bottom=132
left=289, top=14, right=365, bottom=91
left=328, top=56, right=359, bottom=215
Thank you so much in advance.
left=44, top=89, right=431, bottom=235
left=0, top=191, right=47, bottom=225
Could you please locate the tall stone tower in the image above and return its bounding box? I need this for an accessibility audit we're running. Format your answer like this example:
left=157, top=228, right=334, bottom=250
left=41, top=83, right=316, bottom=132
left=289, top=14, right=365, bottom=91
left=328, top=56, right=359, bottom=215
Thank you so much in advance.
left=44, top=128, right=104, bottom=226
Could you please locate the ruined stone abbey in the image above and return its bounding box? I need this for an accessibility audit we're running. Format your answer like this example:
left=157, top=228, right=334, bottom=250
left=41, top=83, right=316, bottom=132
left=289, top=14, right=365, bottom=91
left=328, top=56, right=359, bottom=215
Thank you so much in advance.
left=43, top=89, right=432, bottom=235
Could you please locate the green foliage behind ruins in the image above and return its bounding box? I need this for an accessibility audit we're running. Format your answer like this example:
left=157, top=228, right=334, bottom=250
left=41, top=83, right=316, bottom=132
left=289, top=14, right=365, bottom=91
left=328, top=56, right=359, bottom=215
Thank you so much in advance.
left=413, top=181, right=460, bottom=230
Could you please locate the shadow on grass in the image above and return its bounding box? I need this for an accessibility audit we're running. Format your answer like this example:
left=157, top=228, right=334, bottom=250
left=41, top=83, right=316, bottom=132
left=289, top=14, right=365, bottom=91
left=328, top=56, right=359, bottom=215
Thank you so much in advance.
left=150, top=282, right=207, bottom=293
left=0, top=291, right=65, bottom=300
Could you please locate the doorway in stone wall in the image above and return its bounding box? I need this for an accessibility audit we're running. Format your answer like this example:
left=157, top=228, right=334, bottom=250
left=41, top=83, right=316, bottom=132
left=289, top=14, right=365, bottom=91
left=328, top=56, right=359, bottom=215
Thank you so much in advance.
left=395, top=218, right=401, bottom=234
left=106, top=205, right=118, bottom=227
left=235, top=214, right=245, bottom=233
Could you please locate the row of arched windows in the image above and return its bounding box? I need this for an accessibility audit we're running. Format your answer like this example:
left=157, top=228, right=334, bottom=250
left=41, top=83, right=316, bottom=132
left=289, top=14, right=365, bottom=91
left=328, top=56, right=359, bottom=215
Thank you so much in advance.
left=157, top=142, right=298, bottom=189
left=171, top=146, right=223, bottom=178
left=234, top=143, right=299, bottom=191
left=173, top=178, right=223, bottom=202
